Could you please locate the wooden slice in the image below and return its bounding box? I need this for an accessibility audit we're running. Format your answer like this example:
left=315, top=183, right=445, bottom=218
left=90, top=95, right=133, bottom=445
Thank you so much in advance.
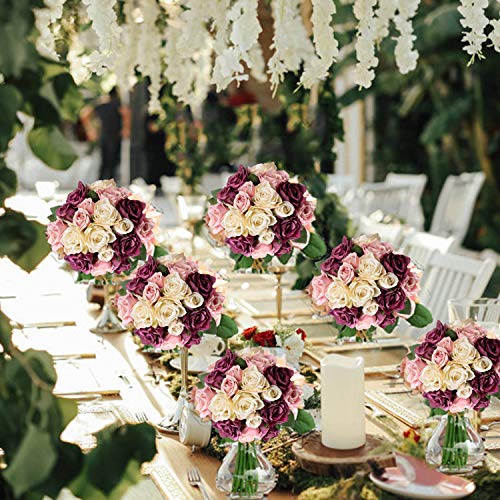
left=292, top=432, right=395, bottom=477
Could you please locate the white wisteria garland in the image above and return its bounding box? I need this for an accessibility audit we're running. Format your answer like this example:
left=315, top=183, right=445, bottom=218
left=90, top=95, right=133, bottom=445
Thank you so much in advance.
left=458, top=0, right=489, bottom=61
left=393, top=0, right=421, bottom=75
left=33, top=0, right=66, bottom=61
left=353, top=0, right=379, bottom=88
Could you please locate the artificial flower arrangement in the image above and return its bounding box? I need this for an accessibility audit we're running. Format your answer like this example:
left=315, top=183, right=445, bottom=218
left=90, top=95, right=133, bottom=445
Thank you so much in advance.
left=116, top=254, right=238, bottom=349
left=308, top=234, right=432, bottom=339
left=191, top=348, right=315, bottom=497
left=205, top=162, right=326, bottom=271
left=46, top=179, right=160, bottom=278
left=402, top=320, right=500, bottom=471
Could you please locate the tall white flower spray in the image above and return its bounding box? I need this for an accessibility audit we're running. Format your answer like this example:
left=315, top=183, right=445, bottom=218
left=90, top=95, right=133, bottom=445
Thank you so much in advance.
left=394, top=0, right=421, bottom=74
left=34, top=0, right=66, bottom=60
left=490, top=1, right=500, bottom=53
left=353, top=0, right=379, bottom=88
left=458, top=0, right=490, bottom=62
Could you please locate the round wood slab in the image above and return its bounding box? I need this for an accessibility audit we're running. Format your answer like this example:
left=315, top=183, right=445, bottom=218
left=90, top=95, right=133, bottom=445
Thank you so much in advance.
left=292, top=432, right=395, bottom=477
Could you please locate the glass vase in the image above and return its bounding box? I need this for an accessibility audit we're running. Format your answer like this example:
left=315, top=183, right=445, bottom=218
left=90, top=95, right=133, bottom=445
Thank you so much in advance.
left=216, top=441, right=277, bottom=499
left=89, top=282, right=126, bottom=334
left=426, top=413, right=484, bottom=473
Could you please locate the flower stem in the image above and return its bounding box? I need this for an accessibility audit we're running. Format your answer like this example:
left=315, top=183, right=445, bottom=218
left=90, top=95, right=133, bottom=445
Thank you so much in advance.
left=441, top=413, right=469, bottom=470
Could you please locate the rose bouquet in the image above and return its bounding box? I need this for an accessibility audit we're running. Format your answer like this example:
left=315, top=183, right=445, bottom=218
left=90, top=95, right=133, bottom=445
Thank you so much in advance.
left=116, top=254, right=237, bottom=349
left=191, top=348, right=314, bottom=497
left=206, top=162, right=326, bottom=271
left=402, top=320, right=499, bottom=471
left=46, top=179, right=160, bottom=278
left=308, top=234, right=432, bottom=339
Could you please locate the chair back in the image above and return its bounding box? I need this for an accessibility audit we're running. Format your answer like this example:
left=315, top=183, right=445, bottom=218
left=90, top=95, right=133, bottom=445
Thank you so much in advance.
left=401, top=231, right=456, bottom=271
left=356, top=216, right=405, bottom=247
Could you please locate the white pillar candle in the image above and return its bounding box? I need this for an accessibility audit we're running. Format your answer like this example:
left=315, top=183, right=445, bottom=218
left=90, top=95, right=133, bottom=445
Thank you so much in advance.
left=321, top=353, right=365, bottom=450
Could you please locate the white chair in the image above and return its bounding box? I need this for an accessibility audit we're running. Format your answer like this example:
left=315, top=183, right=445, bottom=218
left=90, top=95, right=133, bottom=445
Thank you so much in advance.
left=430, top=172, right=485, bottom=245
left=356, top=216, right=405, bottom=247
left=401, top=231, right=456, bottom=271
left=326, top=174, right=357, bottom=197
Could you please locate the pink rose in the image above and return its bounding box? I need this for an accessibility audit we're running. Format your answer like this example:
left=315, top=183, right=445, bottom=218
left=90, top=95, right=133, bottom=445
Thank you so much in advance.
left=454, top=321, right=489, bottom=344
left=296, top=200, right=316, bottom=230
left=431, top=346, right=449, bottom=369
left=239, top=427, right=261, bottom=443
left=92, top=260, right=113, bottom=276
left=116, top=293, right=138, bottom=325
left=206, top=203, right=229, bottom=235
left=258, top=169, right=289, bottom=189
left=193, top=386, right=215, bottom=419
left=73, top=208, right=91, bottom=230
left=160, top=334, right=182, bottom=350
left=343, top=252, right=360, bottom=269
left=449, top=398, right=471, bottom=414
left=46, top=220, right=67, bottom=251
left=149, top=271, right=165, bottom=289
left=361, top=240, right=393, bottom=260
left=226, top=365, right=243, bottom=382
left=166, top=257, right=198, bottom=280
left=244, top=350, right=276, bottom=372
left=309, top=274, right=331, bottom=307
left=239, top=181, right=256, bottom=197
left=136, top=219, right=156, bottom=255
left=437, top=336, right=453, bottom=354
left=233, top=192, right=251, bottom=213
left=78, top=198, right=94, bottom=215
left=401, top=267, right=421, bottom=302
left=96, top=186, right=129, bottom=205
left=251, top=243, right=273, bottom=259
left=143, top=282, right=161, bottom=303
left=356, top=314, right=378, bottom=330
left=284, top=386, right=303, bottom=416
left=337, top=263, right=355, bottom=285
left=403, top=357, right=426, bottom=389
left=220, top=376, right=239, bottom=397
left=206, top=291, right=224, bottom=325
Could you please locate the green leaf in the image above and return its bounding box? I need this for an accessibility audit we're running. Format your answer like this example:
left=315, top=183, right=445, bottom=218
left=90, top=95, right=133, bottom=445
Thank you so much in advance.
left=301, top=233, right=327, bottom=260
left=407, top=303, right=433, bottom=328
left=296, top=228, right=309, bottom=245
left=28, top=125, right=77, bottom=170
left=230, top=252, right=254, bottom=270
left=138, top=245, right=147, bottom=262
left=384, top=318, right=399, bottom=334
left=278, top=252, right=293, bottom=265
left=0, top=165, right=18, bottom=206
left=248, top=173, right=259, bottom=184
left=153, top=245, right=168, bottom=258
left=400, top=300, right=412, bottom=316
left=76, top=271, right=94, bottom=283
left=157, top=264, right=168, bottom=275
left=284, top=409, right=316, bottom=434
left=215, top=314, right=238, bottom=339
left=0, top=84, right=21, bottom=151
left=88, top=190, right=99, bottom=202
left=48, top=205, right=60, bottom=222
left=446, top=328, right=458, bottom=341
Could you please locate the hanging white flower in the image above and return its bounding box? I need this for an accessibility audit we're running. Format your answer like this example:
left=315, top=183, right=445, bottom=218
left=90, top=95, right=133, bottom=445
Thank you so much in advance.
left=67, top=33, right=92, bottom=85
left=353, top=0, right=379, bottom=88
left=33, top=0, right=66, bottom=60
left=375, top=0, right=398, bottom=41
left=458, top=0, right=489, bottom=61
left=393, top=0, right=421, bottom=75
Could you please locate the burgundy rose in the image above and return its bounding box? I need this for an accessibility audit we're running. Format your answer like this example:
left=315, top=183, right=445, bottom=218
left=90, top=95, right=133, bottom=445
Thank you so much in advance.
left=226, top=235, right=256, bottom=257
left=217, top=186, right=238, bottom=205
left=181, top=330, right=202, bottom=348
left=204, top=370, right=225, bottom=389
left=116, top=198, right=146, bottom=225
left=213, top=419, right=242, bottom=440
left=330, top=236, right=353, bottom=261
left=127, top=277, right=147, bottom=296
left=320, top=256, right=341, bottom=276
left=213, top=350, right=237, bottom=372
left=423, top=390, right=453, bottom=411
left=56, top=203, right=77, bottom=222
left=331, top=306, right=360, bottom=328
left=470, top=370, right=499, bottom=395
left=226, top=165, right=248, bottom=190
left=136, top=256, right=158, bottom=280
left=377, top=286, right=406, bottom=312
left=182, top=306, right=213, bottom=333
left=259, top=424, right=280, bottom=442
left=274, top=215, right=303, bottom=241
left=111, top=256, right=131, bottom=274
left=264, top=365, right=294, bottom=391
left=415, top=341, right=436, bottom=361
left=272, top=239, right=292, bottom=257
left=186, top=272, right=216, bottom=299
left=261, top=400, right=290, bottom=425
left=277, top=181, right=307, bottom=208
left=471, top=392, right=490, bottom=411
left=425, top=321, right=447, bottom=344
left=381, top=252, right=411, bottom=280
left=253, top=330, right=277, bottom=347
left=375, top=309, right=397, bottom=329
left=135, top=326, right=165, bottom=348
left=475, top=337, right=500, bottom=365
left=112, top=233, right=142, bottom=259
left=64, top=252, right=95, bottom=273
left=66, top=181, right=88, bottom=205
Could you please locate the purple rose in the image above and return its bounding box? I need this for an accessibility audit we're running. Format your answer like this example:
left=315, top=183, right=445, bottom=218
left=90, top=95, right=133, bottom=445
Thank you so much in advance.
left=425, top=321, right=447, bottom=344
left=274, top=215, right=303, bottom=241
left=259, top=424, right=280, bottom=442
left=414, top=341, right=436, bottom=361
left=330, top=306, right=360, bottom=328
left=272, top=239, right=292, bottom=257
left=226, top=165, right=248, bottom=190
left=377, top=286, right=406, bottom=313
left=320, top=256, right=341, bottom=276
left=127, top=277, right=147, bottom=296
left=182, top=306, right=213, bottom=333
left=471, top=392, right=490, bottom=411
left=180, top=330, right=202, bottom=348
left=261, top=400, right=290, bottom=425
left=423, top=390, right=453, bottom=411
left=264, top=365, right=294, bottom=391
left=226, top=235, right=256, bottom=257
left=475, top=337, right=500, bottom=364
left=64, top=252, right=95, bottom=273
left=470, top=370, right=499, bottom=395
left=381, top=252, right=411, bottom=280
left=217, top=186, right=238, bottom=205
left=213, top=349, right=237, bottom=372
left=56, top=203, right=77, bottom=222
left=66, top=181, right=88, bottom=205
left=375, top=309, right=397, bottom=329
left=277, top=181, right=307, bottom=208
left=204, top=370, right=225, bottom=389
left=135, top=326, right=165, bottom=348
left=330, top=236, right=353, bottom=261
left=213, top=419, right=242, bottom=440
left=111, top=256, right=131, bottom=274
left=112, top=233, right=142, bottom=259
left=116, top=198, right=146, bottom=225
left=136, top=256, right=158, bottom=280
left=186, top=272, right=216, bottom=299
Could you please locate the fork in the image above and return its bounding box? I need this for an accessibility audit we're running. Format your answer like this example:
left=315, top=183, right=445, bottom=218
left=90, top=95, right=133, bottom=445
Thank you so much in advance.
left=135, top=411, right=163, bottom=439
left=187, top=467, right=211, bottom=500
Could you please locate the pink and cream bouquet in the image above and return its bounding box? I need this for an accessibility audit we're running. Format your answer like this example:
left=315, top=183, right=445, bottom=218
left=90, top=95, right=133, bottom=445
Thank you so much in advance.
left=191, top=348, right=314, bottom=442
left=308, top=234, right=432, bottom=338
left=46, top=179, right=160, bottom=277
left=402, top=320, right=500, bottom=413
left=206, top=162, right=325, bottom=270
left=116, top=254, right=237, bottom=349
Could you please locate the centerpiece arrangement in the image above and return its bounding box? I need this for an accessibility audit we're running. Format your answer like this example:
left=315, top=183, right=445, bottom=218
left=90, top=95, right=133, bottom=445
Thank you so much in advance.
left=308, top=234, right=432, bottom=340
left=402, top=320, right=500, bottom=472
left=46, top=179, right=160, bottom=333
left=191, top=348, right=315, bottom=499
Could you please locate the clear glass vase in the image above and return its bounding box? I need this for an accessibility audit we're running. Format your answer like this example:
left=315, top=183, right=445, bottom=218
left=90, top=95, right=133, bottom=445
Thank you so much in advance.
left=216, top=441, right=277, bottom=499
left=426, top=413, right=484, bottom=473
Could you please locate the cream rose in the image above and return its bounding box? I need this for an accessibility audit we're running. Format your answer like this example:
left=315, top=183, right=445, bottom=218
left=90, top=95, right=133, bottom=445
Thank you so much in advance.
left=357, top=253, right=386, bottom=281
left=258, top=229, right=275, bottom=245
left=378, top=272, right=399, bottom=289
left=60, top=225, right=87, bottom=254
left=443, top=362, right=474, bottom=390
left=98, top=246, right=114, bottom=262
left=241, top=365, right=270, bottom=393
left=274, top=201, right=295, bottom=218
left=362, top=300, right=379, bottom=316
left=451, top=337, right=480, bottom=364
left=253, top=181, right=282, bottom=209
left=457, top=383, right=473, bottom=399
left=92, top=198, right=121, bottom=226
left=246, top=413, right=263, bottom=429
left=84, top=224, right=116, bottom=253
left=232, top=391, right=264, bottom=420
left=90, top=179, right=117, bottom=190
left=472, top=356, right=493, bottom=373
left=325, top=278, right=353, bottom=308
left=163, top=272, right=190, bottom=300
left=222, top=209, right=246, bottom=237
left=419, top=363, right=446, bottom=392
left=349, top=278, right=381, bottom=307
left=262, top=385, right=282, bottom=402
left=131, top=299, right=156, bottom=328
left=154, top=298, right=185, bottom=327
left=168, top=320, right=185, bottom=337
left=114, top=218, right=134, bottom=235
left=208, top=392, right=235, bottom=422
left=184, top=292, right=204, bottom=309
left=244, top=207, right=277, bottom=236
